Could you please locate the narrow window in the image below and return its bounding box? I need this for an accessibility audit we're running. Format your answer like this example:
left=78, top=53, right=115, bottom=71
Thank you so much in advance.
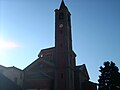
left=60, top=30, right=62, bottom=34
left=59, top=13, right=64, bottom=20
left=61, top=73, right=64, bottom=78
left=60, top=43, right=63, bottom=48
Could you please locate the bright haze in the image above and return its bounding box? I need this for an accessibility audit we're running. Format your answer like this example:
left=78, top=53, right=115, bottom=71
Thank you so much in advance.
left=0, top=0, right=120, bottom=83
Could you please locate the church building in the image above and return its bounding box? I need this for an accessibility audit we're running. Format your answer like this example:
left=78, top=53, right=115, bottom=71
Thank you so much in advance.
left=23, top=1, right=97, bottom=90
left=0, top=1, right=97, bottom=90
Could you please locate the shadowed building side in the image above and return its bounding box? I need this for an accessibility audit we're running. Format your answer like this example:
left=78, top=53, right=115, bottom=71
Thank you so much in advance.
left=0, top=73, right=24, bottom=90
left=0, top=65, right=24, bottom=88
left=23, top=47, right=55, bottom=90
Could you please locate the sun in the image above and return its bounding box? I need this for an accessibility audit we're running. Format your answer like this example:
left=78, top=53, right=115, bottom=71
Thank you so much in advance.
left=0, top=38, right=19, bottom=50
left=0, top=37, right=20, bottom=65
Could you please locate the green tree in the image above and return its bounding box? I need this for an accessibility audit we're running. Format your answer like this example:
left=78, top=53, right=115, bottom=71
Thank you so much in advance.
left=98, top=61, right=120, bottom=90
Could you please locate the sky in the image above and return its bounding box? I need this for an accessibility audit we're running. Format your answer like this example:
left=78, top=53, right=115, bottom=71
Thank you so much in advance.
left=0, top=0, right=120, bottom=83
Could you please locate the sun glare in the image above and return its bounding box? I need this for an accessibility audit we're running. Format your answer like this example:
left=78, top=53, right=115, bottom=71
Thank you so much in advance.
left=0, top=37, right=20, bottom=66
left=0, top=38, right=19, bottom=50
left=0, top=38, right=19, bottom=64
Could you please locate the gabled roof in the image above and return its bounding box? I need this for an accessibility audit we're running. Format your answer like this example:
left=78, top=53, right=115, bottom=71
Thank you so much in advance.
left=23, top=57, right=55, bottom=81
left=75, top=64, right=90, bottom=80
left=8, top=66, right=22, bottom=71
left=0, top=64, right=7, bottom=69
left=0, top=65, right=22, bottom=73
left=0, top=65, right=6, bottom=68
left=24, top=57, right=54, bottom=71
left=38, top=47, right=55, bottom=57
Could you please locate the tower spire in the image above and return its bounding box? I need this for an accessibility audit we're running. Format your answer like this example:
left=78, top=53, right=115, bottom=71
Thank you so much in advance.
left=60, top=0, right=66, bottom=9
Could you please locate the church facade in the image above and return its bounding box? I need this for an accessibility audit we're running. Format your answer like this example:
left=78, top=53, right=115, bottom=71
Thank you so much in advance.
left=23, top=1, right=97, bottom=90
left=0, top=1, right=97, bottom=90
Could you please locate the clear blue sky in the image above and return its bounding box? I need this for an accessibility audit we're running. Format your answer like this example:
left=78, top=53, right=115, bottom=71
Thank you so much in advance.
left=0, top=0, right=120, bottom=83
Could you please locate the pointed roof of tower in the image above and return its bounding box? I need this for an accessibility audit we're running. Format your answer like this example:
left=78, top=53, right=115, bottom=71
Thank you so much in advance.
left=59, top=0, right=68, bottom=10
left=60, top=0, right=65, bottom=7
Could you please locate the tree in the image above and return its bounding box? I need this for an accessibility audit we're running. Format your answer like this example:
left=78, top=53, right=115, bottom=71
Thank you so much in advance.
left=98, top=61, right=120, bottom=90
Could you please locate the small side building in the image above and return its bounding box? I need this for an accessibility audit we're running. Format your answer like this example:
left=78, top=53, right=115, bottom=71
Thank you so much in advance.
left=75, top=64, right=97, bottom=90
left=0, top=65, right=24, bottom=88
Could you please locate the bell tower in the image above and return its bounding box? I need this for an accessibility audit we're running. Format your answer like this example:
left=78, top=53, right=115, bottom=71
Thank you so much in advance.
left=55, top=0, right=75, bottom=90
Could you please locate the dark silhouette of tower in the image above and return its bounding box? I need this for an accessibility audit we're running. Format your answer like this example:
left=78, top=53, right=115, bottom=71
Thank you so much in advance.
left=55, top=1, right=76, bottom=90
